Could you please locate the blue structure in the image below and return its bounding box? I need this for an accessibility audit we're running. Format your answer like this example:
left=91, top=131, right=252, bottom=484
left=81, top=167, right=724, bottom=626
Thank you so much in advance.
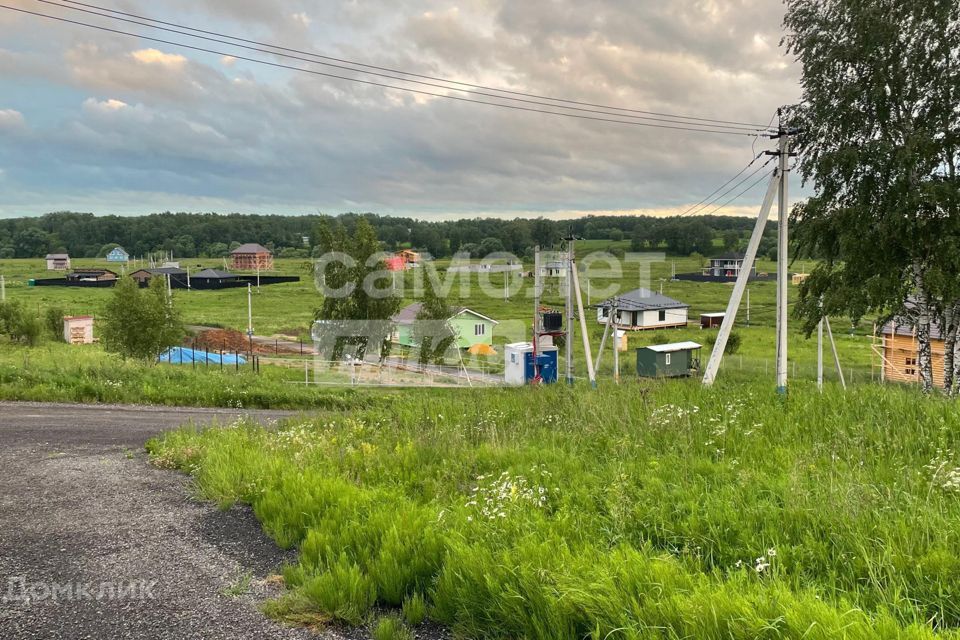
left=504, top=343, right=558, bottom=385
left=159, top=347, right=246, bottom=365
left=106, top=247, right=129, bottom=263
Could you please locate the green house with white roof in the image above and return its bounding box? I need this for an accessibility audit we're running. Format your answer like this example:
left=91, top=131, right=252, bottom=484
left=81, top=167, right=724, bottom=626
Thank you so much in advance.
left=391, top=303, right=498, bottom=349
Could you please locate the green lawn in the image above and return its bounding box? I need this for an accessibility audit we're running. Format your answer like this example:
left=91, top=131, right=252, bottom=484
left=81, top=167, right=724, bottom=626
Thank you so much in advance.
left=148, top=380, right=960, bottom=639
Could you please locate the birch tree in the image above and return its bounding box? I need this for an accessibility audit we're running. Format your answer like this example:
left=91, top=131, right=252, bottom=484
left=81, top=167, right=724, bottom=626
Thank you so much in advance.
left=784, top=0, right=960, bottom=393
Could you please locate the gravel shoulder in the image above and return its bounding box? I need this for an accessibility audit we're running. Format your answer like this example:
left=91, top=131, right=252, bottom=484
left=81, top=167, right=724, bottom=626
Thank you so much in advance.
left=0, top=402, right=336, bottom=640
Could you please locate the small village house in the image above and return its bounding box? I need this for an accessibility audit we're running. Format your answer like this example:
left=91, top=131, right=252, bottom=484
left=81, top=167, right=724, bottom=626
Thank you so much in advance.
left=191, top=268, right=239, bottom=287
left=541, top=261, right=566, bottom=278
left=106, top=247, right=129, bottom=263
left=63, top=316, right=95, bottom=344
left=792, top=273, right=810, bottom=286
left=700, top=312, right=726, bottom=329
left=129, top=267, right=187, bottom=287
left=702, top=252, right=756, bottom=278
left=596, top=288, right=689, bottom=330
left=66, top=268, right=117, bottom=283
left=45, top=253, right=71, bottom=271
left=231, top=243, right=274, bottom=270
left=391, top=303, right=498, bottom=349
left=397, top=249, right=420, bottom=265
left=878, top=321, right=949, bottom=388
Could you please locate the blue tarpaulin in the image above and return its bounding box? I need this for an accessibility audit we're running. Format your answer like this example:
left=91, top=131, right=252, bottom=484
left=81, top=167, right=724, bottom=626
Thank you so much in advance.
left=159, top=347, right=247, bottom=365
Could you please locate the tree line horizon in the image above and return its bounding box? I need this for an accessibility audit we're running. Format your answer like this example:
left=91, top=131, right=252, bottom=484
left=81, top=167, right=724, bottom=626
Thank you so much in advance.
left=0, top=211, right=777, bottom=261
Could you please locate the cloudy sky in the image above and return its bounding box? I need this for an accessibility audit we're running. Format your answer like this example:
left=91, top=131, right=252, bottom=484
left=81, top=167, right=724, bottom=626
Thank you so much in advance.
left=0, top=0, right=801, bottom=219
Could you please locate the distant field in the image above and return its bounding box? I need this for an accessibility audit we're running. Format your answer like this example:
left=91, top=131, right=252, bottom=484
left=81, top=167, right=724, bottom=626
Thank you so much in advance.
left=0, top=252, right=880, bottom=389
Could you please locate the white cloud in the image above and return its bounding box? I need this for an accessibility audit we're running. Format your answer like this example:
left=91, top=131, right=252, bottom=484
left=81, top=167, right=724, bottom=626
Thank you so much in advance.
left=83, top=98, right=128, bottom=112
left=291, top=12, right=311, bottom=27
left=221, top=55, right=237, bottom=66
left=130, top=48, right=188, bottom=69
left=0, top=108, right=25, bottom=129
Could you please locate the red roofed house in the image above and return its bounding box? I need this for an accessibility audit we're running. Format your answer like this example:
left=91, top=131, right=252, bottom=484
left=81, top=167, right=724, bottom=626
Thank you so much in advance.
left=231, top=243, right=273, bottom=271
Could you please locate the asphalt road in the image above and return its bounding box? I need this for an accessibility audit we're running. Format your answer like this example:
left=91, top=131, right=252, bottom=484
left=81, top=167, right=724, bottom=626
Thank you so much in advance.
left=0, top=402, right=339, bottom=640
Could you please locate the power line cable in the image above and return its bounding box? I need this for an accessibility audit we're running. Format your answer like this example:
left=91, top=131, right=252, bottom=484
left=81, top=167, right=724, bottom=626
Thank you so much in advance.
left=675, top=151, right=766, bottom=217
left=701, top=167, right=776, bottom=216
left=0, top=4, right=766, bottom=136
left=48, top=0, right=773, bottom=130
left=680, top=156, right=776, bottom=218
left=26, top=0, right=768, bottom=133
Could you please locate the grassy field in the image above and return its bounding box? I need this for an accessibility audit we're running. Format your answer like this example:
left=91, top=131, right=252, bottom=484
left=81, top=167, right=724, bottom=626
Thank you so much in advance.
left=0, top=251, right=877, bottom=388
left=148, top=380, right=960, bottom=639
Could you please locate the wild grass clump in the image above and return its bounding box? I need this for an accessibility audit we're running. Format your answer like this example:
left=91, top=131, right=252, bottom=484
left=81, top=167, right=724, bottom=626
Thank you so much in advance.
left=401, top=592, right=427, bottom=626
left=372, top=615, right=413, bottom=640
left=149, top=380, right=960, bottom=638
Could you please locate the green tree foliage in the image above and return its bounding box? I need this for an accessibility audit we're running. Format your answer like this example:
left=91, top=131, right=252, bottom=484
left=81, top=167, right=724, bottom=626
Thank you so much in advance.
left=313, top=217, right=401, bottom=360
left=784, top=0, right=960, bottom=393
left=413, top=274, right=457, bottom=367
left=44, top=306, right=65, bottom=341
left=100, top=277, right=184, bottom=360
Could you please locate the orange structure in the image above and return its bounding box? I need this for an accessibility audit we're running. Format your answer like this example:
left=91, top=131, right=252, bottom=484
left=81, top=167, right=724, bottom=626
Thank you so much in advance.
left=230, top=243, right=273, bottom=271
left=877, top=322, right=948, bottom=388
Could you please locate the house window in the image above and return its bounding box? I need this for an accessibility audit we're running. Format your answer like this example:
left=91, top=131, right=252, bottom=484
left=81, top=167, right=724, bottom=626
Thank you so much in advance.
left=905, top=357, right=917, bottom=366
left=474, top=323, right=485, bottom=336
left=658, top=309, right=666, bottom=322
left=665, top=353, right=672, bottom=365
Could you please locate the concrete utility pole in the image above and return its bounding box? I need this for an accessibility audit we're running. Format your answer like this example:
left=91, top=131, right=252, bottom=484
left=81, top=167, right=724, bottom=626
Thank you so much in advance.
left=702, top=170, right=780, bottom=386
left=775, top=125, right=791, bottom=395
left=532, top=246, right=541, bottom=383
left=817, top=316, right=824, bottom=392
left=565, top=238, right=574, bottom=385
left=571, top=253, right=596, bottom=387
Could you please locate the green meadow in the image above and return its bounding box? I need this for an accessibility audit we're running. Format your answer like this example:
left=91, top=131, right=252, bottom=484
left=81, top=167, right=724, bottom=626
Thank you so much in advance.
left=148, top=380, right=960, bottom=639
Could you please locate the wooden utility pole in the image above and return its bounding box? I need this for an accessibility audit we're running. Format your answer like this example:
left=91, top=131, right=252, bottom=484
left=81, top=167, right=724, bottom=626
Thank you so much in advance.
left=247, top=283, right=254, bottom=356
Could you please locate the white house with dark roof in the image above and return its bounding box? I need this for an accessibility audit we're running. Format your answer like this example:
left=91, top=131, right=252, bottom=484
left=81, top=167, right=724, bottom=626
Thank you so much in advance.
left=596, top=288, right=689, bottom=330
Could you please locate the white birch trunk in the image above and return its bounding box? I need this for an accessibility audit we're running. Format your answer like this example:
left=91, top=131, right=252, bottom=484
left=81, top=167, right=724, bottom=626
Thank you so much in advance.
left=914, top=264, right=934, bottom=394
left=944, top=303, right=959, bottom=396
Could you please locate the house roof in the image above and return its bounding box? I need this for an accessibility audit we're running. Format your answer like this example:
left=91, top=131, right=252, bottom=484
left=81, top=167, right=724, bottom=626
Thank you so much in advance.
left=700, top=312, right=726, bottom=318
left=132, top=267, right=186, bottom=276
left=711, top=252, right=746, bottom=261
left=881, top=320, right=945, bottom=342
left=231, top=243, right=271, bottom=255
left=193, top=268, right=236, bottom=279
left=598, top=288, right=689, bottom=312
left=392, top=303, right=499, bottom=326
left=70, top=268, right=116, bottom=276
left=46, top=253, right=70, bottom=259
left=108, top=247, right=128, bottom=254
left=643, top=341, right=703, bottom=353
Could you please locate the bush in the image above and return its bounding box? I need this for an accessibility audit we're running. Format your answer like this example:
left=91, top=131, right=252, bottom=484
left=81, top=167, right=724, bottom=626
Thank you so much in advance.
left=0, top=301, right=42, bottom=346
left=706, top=330, right=741, bottom=355
left=45, top=306, right=65, bottom=341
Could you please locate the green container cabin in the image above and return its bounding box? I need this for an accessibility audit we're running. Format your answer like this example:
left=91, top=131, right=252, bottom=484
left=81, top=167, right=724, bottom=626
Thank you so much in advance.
left=636, top=341, right=702, bottom=378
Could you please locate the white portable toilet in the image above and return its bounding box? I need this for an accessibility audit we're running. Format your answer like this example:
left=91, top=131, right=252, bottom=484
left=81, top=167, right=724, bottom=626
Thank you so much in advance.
left=504, top=342, right=534, bottom=386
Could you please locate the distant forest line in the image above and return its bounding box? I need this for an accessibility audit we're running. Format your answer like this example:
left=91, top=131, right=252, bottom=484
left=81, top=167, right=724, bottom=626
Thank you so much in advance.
left=0, top=211, right=779, bottom=260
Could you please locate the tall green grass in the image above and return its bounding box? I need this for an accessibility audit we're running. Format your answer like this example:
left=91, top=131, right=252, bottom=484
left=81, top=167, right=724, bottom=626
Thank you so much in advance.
left=148, top=381, right=960, bottom=638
